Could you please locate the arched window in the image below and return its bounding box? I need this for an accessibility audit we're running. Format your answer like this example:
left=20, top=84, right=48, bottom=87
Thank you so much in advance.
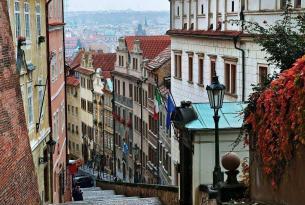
left=177, top=6, right=180, bottom=16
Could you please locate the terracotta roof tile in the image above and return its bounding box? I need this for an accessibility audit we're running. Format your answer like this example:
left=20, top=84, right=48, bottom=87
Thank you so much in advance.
left=75, top=66, right=95, bottom=76
left=166, top=29, right=242, bottom=39
left=92, top=53, right=116, bottom=72
left=147, top=46, right=171, bottom=70
left=66, top=76, right=80, bottom=87
left=69, top=50, right=84, bottom=69
left=125, top=36, right=171, bottom=60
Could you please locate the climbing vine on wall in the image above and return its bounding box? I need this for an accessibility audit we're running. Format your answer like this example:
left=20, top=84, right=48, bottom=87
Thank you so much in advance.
left=244, top=56, right=305, bottom=187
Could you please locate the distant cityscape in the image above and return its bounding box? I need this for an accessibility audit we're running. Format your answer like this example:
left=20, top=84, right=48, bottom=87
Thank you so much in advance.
left=65, top=10, right=170, bottom=59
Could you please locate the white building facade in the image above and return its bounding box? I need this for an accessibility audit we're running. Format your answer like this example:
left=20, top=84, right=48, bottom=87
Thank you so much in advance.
left=168, top=0, right=304, bottom=105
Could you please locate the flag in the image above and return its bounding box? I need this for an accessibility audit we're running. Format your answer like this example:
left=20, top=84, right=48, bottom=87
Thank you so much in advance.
left=166, top=94, right=176, bottom=130
left=153, top=88, right=162, bottom=121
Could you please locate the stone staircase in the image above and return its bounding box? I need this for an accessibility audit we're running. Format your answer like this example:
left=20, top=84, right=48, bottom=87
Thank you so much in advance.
left=58, top=187, right=162, bottom=205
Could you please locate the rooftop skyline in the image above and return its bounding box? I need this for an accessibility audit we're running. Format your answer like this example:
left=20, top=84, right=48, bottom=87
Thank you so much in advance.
left=66, top=0, right=169, bottom=11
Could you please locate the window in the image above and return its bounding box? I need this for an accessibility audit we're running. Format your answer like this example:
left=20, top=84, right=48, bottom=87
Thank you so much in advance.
left=259, top=66, right=268, bottom=84
left=36, top=0, right=41, bottom=36
left=123, top=82, right=126, bottom=97
left=119, top=55, right=124, bottom=67
left=81, top=122, right=87, bottom=136
left=201, top=4, right=204, bottom=14
left=177, top=6, right=180, bottom=16
left=231, top=1, right=235, bottom=12
left=24, top=0, right=30, bottom=39
left=81, top=98, right=86, bottom=110
left=174, top=54, right=182, bottom=79
left=225, top=63, right=237, bottom=95
left=210, top=59, right=216, bottom=83
left=295, top=0, right=301, bottom=8
left=76, top=107, right=78, bottom=116
left=61, top=102, right=65, bottom=130
left=76, top=126, right=79, bottom=134
left=281, top=0, right=287, bottom=8
left=38, top=79, right=44, bottom=118
left=118, top=80, right=121, bottom=95
left=27, top=84, right=34, bottom=125
left=51, top=55, right=56, bottom=81
left=72, top=124, right=75, bottom=133
left=129, top=83, right=133, bottom=98
left=81, top=77, right=86, bottom=88
left=132, top=58, right=138, bottom=70
left=14, top=0, right=21, bottom=38
left=87, top=79, right=93, bottom=90
left=87, top=101, right=93, bottom=114
left=188, top=55, right=193, bottom=82
left=198, top=58, right=204, bottom=85
left=183, top=23, right=187, bottom=29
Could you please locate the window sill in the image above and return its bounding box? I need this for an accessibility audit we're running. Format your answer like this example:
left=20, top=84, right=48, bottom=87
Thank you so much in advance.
left=187, top=80, right=194, bottom=84
left=197, top=83, right=205, bottom=88
left=173, top=76, right=182, bottom=81
left=225, top=92, right=238, bottom=98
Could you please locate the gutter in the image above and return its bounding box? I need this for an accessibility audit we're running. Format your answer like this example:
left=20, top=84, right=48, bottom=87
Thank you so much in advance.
left=233, top=8, right=246, bottom=102
left=45, top=0, right=54, bottom=202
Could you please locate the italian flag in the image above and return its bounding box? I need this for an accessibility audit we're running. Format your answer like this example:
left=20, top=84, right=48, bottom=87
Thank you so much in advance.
left=153, top=87, right=162, bottom=121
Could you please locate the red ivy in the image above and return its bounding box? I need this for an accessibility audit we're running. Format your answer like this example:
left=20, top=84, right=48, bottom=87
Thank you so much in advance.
left=245, top=56, right=305, bottom=187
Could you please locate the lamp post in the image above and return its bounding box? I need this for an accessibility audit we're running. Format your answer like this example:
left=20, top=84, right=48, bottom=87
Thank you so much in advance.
left=206, top=76, right=225, bottom=188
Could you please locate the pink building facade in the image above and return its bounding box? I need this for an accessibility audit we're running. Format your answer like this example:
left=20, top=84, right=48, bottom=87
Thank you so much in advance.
left=47, top=0, right=68, bottom=203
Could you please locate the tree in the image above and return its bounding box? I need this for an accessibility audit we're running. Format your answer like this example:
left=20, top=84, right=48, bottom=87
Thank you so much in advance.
left=234, top=2, right=305, bottom=72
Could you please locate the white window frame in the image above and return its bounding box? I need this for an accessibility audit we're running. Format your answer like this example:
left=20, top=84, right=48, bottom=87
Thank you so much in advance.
left=36, top=0, right=41, bottom=36
left=38, top=78, right=44, bottom=119
left=24, top=0, right=31, bottom=40
left=51, top=52, right=57, bottom=82
left=61, top=102, right=65, bottom=131
left=27, top=83, right=34, bottom=128
left=14, top=0, right=21, bottom=38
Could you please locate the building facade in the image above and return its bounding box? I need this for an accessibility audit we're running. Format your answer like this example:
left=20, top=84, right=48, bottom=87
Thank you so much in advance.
left=66, top=76, right=82, bottom=160
left=113, top=36, right=171, bottom=184
left=146, top=46, right=173, bottom=185
left=7, top=0, right=52, bottom=203
left=167, top=0, right=305, bottom=188
left=69, top=50, right=116, bottom=174
left=48, top=0, right=68, bottom=203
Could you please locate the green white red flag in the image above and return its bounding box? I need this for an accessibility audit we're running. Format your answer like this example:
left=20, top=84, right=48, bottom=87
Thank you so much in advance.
left=153, top=87, right=162, bottom=121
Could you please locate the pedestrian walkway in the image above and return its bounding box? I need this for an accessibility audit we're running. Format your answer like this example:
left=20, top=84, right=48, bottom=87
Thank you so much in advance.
left=56, top=187, right=162, bottom=205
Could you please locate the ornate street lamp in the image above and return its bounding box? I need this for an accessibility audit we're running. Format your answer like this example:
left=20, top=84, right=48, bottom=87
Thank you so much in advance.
left=46, top=138, right=56, bottom=156
left=206, top=76, right=225, bottom=188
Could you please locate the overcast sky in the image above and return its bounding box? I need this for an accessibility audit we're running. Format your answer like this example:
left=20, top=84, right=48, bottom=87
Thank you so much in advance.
left=67, top=0, right=169, bottom=11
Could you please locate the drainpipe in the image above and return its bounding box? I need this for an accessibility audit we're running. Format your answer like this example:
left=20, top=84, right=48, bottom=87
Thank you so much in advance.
left=62, top=0, right=69, bottom=180
left=233, top=8, right=246, bottom=102
left=45, top=0, right=53, bottom=203
left=111, top=75, right=117, bottom=179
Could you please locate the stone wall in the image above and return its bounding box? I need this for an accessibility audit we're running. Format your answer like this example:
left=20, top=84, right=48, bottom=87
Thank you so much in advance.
left=0, top=2, right=40, bottom=204
left=96, top=180, right=179, bottom=205
left=250, top=146, right=305, bottom=205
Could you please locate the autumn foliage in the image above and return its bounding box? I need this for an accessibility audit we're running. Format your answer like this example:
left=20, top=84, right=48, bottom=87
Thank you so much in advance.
left=244, top=56, right=305, bottom=187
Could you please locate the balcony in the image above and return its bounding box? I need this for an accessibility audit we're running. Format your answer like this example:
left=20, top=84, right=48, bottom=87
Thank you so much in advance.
left=114, top=94, right=133, bottom=108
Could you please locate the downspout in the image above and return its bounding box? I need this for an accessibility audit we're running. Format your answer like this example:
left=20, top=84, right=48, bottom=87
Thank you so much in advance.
left=45, top=0, right=53, bottom=203
left=111, top=75, right=117, bottom=179
left=233, top=8, right=245, bottom=102
left=62, top=0, right=69, bottom=177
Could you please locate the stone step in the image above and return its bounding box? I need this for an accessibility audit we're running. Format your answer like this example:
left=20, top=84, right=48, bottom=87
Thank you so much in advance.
left=80, top=187, right=102, bottom=192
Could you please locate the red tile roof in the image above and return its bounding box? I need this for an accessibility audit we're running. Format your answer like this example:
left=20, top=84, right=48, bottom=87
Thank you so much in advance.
left=166, top=29, right=242, bottom=39
left=69, top=50, right=84, bottom=69
left=66, top=76, right=80, bottom=87
left=92, top=53, right=116, bottom=72
left=69, top=50, right=116, bottom=78
left=75, top=66, right=95, bottom=76
left=125, top=36, right=171, bottom=60
left=147, top=46, right=171, bottom=71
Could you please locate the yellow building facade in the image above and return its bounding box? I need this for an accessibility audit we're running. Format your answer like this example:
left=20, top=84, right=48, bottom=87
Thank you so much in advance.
left=7, top=0, right=52, bottom=203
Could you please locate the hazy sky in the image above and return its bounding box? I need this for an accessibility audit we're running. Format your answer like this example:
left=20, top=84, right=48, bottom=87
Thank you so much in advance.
left=67, top=0, right=169, bottom=11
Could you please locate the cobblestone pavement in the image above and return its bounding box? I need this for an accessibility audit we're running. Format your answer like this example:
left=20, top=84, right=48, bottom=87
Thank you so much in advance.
left=56, top=187, right=162, bottom=205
